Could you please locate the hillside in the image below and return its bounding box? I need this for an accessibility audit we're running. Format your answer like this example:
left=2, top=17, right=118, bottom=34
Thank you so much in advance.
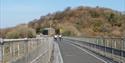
left=28, top=6, right=125, bottom=37
left=1, top=6, right=125, bottom=38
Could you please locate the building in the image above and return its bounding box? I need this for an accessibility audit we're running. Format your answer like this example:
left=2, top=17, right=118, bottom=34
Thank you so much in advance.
left=42, top=28, right=55, bottom=36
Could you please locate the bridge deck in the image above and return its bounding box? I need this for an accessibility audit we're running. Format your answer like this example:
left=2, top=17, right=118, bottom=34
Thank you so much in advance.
left=58, top=39, right=105, bottom=63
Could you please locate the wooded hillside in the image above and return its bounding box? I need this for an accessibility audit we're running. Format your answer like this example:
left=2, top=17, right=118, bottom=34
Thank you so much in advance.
left=1, top=6, right=125, bottom=38
left=28, top=6, right=125, bottom=37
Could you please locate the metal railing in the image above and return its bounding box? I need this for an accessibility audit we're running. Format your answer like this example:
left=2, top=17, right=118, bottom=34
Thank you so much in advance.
left=0, top=37, right=53, bottom=63
left=66, top=37, right=125, bottom=63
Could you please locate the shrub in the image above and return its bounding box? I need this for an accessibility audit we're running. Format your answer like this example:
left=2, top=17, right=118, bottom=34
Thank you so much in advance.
left=62, top=31, right=71, bottom=36
left=6, top=30, right=20, bottom=39
left=92, top=20, right=103, bottom=32
left=6, top=26, right=36, bottom=39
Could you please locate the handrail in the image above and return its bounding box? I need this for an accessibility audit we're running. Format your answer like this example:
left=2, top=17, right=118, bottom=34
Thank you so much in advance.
left=0, top=37, right=53, bottom=63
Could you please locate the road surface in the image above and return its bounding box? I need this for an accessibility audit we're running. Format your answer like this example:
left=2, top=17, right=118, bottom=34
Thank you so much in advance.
left=57, top=39, right=106, bottom=63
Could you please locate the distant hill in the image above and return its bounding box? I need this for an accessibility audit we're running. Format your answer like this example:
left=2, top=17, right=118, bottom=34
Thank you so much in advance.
left=1, top=6, right=125, bottom=38
left=28, top=6, right=125, bottom=37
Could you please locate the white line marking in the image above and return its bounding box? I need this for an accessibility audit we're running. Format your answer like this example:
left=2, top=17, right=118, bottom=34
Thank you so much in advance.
left=53, top=42, right=64, bottom=63
left=70, top=43, right=107, bottom=63
left=30, top=50, right=48, bottom=63
left=64, top=39, right=107, bottom=63
left=57, top=42, right=64, bottom=63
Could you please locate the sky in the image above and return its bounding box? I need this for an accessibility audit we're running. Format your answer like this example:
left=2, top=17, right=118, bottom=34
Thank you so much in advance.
left=0, top=0, right=125, bottom=28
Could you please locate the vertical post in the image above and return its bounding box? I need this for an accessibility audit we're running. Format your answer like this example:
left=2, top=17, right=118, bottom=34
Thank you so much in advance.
left=11, top=41, right=14, bottom=63
left=9, top=42, right=13, bottom=63
left=0, top=45, right=2, bottom=63
left=23, top=39, right=28, bottom=63
left=105, top=39, right=107, bottom=57
left=103, top=37, right=106, bottom=57
left=120, top=38, right=122, bottom=63
left=111, top=39, right=113, bottom=60
left=90, top=38, right=92, bottom=50
left=26, top=39, right=29, bottom=63
left=98, top=38, right=100, bottom=54
left=12, top=42, right=15, bottom=61
left=17, top=43, right=20, bottom=57
left=96, top=38, right=99, bottom=54
left=0, top=38, right=4, bottom=63
left=122, top=38, right=125, bottom=63
left=36, top=39, right=39, bottom=62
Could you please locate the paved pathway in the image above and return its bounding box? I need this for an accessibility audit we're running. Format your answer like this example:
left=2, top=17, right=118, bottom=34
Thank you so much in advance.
left=58, top=39, right=105, bottom=63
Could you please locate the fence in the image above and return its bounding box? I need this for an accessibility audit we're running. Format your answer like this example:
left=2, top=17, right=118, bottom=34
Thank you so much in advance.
left=66, top=37, right=125, bottom=63
left=0, top=37, right=53, bottom=63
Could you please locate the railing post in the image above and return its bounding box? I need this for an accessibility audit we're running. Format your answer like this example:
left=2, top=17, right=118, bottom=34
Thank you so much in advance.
left=122, top=38, right=125, bottom=63
left=96, top=38, right=99, bottom=54
left=9, top=42, right=13, bottom=63
left=103, top=37, right=106, bottom=57
left=111, top=38, right=113, bottom=60
left=26, top=39, right=29, bottom=63
left=36, top=38, right=39, bottom=62
left=23, top=39, right=28, bottom=63
left=0, top=38, right=4, bottom=63
left=112, top=39, right=115, bottom=61
left=120, top=38, right=123, bottom=63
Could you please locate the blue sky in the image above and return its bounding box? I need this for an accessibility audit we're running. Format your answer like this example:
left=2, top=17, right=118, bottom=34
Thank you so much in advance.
left=0, top=0, right=125, bottom=28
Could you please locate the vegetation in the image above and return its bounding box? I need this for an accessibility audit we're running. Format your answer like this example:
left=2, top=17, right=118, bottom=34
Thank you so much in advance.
left=1, top=24, right=36, bottom=39
left=0, top=6, right=125, bottom=38
left=28, top=6, right=125, bottom=37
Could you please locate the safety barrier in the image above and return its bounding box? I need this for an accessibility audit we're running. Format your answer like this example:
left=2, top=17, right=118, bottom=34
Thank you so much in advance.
left=0, top=37, right=53, bottom=63
left=66, top=37, right=125, bottom=63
